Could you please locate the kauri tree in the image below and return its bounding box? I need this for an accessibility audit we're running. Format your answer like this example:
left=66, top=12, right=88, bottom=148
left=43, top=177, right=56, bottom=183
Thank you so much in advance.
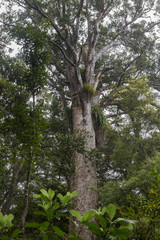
left=1, top=0, right=160, bottom=239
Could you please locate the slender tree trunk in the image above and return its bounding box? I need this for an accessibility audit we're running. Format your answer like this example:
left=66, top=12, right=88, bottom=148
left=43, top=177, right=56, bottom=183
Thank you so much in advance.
left=21, top=92, right=35, bottom=238
left=1, top=162, right=24, bottom=215
left=70, top=94, right=98, bottom=240
left=21, top=161, right=31, bottom=238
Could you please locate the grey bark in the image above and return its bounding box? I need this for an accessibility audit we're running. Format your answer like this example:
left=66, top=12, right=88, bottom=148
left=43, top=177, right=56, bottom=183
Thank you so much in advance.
left=1, top=162, right=24, bottom=215
left=70, top=94, right=98, bottom=240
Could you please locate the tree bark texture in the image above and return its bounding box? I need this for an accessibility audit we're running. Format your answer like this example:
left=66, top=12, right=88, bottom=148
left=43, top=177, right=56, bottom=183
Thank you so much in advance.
left=1, top=162, right=24, bottom=215
left=70, top=94, right=98, bottom=240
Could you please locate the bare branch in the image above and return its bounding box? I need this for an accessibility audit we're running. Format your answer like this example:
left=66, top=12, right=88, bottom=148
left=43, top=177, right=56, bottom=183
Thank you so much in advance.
left=48, top=39, right=76, bottom=68
left=103, top=0, right=119, bottom=18
left=88, top=0, right=119, bottom=55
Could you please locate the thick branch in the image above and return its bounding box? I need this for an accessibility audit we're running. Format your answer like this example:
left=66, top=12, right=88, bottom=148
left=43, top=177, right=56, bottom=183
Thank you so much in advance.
left=75, top=0, right=84, bottom=39
left=94, top=67, right=114, bottom=90
left=48, top=39, right=76, bottom=67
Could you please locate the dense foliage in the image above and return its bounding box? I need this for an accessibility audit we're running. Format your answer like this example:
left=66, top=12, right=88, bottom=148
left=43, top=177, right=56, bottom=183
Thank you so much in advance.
left=0, top=0, right=160, bottom=239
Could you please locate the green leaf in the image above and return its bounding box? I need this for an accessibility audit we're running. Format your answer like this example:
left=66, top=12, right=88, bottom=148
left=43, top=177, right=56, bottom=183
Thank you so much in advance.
left=7, top=214, right=14, bottom=222
left=26, top=222, right=40, bottom=228
left=34, top=211, right=46, bottom=216
left=46, top=208, right=53, bottom=220
left=33, top=194, right=41, bottom=199
left=70, top=210, right=82, bottom=222
left=101, top=207, right=107, bottom=215
left=48, top=188, right=55, bottom=200
left=52, top=201, right=60, bottom=211
left=83, top=221, right=102, bottom=237
left=154, top=165, right=157, bottom=173
left=119, top=221, right=133, bottom=230
left=70, top=190, right=78, bottom=199
left=11, top=229, right=21, bottom=238
left=39, top=221, right=49, bottom=231
left=105, top=204, right=116, bottom=220
left=40, top=194, right=49, bottom=202
left=40, top=189, right=49, bottom=198
left=148, top=172, right=158, bottom=176
left=111, top=228, right=132, bottom=238
left=82, top=210, right=95, bottom=222
left=5, top=214, right=14, bottom=227
left=61, top=195, right=70, bottom=206
left=57, top=193, right=63, bottom=201
left=52, top=226, right=65, bottom=237
left=95, top=215, right=107, bottom=229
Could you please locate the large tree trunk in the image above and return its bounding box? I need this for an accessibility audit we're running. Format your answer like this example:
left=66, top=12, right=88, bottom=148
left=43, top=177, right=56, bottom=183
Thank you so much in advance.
left=70, top=94, right=98, bottom=240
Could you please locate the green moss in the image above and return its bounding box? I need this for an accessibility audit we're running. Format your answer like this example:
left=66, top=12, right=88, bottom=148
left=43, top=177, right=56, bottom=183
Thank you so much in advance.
left=83, top=83, right=96, bottom=96
left=92, top=106, right=109, bottom=128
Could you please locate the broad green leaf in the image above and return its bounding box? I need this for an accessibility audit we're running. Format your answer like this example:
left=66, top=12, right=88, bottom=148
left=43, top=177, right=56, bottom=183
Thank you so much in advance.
left=106, top=204, right=116, bottom=220
left=57, top=193, right=63, bottom=201
left=83, top=221, right=102, bottom=237
left=52, top=201, right=60, bottom=211
left=61, top=195, right=70, bottom=206
left=7, top=214, right=14, bottom=222
left=11, top=229, right=21, bottom=238
left=40, top=189, right=49, bottom=198
left=42, top=203, right=50, bottom=211
left=40, top=194, right=49, bottom=202
left=39, top=221, right=49, bottom=231
left=34, top=211, right=46, bottom=216
left=46, top=208, right=53, bottom=220
left=148, top=172, right=158, bottom=176
left=0, top=218, right=5, bottom=227
left=70, top=190, right=78, bottom=199
left=6, top=214, right=14, bottom=227
left=26, top=222, right=40, bottom=228
left=95, top=215, right=107, bottom=229
left=26, top=222, right=41, bottom=228
left=2, top=215, right=7, bottom=226
left=70, top=210, right=82, bottom=222
left=33, top=194, right=41, bottom=199
left=111, top=228, right=132, bottom=238
left=119, top=221, right=133, bottom=230
left=154, top=165, right=157, bottom=173
left=52, top=226, right=65, bottom=237
left=101, top=207, right=107, bottom=215
left=82, top=210, right=95, bottom=222
left=48, top=188, right=55, bottom=200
